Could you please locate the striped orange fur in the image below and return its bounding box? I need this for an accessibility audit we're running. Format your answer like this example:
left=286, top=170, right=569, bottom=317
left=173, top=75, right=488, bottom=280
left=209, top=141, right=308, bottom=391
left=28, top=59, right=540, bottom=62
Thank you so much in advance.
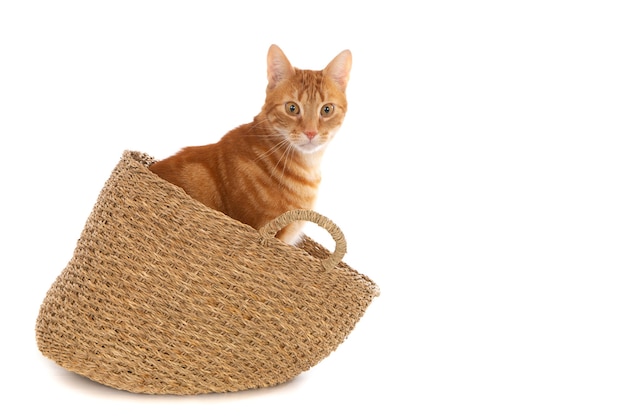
left=149, top=45, right=351, bottom=244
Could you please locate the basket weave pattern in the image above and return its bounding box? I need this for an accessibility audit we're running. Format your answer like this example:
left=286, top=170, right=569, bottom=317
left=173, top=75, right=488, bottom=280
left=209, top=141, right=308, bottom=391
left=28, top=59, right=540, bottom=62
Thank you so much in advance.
left=36, top=151, right=379, bottom=394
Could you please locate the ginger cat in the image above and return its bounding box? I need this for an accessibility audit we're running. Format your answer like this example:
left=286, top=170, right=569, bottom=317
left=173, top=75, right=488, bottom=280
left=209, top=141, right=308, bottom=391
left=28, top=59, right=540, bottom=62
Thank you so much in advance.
left=149, top=45, right=351, bottom=244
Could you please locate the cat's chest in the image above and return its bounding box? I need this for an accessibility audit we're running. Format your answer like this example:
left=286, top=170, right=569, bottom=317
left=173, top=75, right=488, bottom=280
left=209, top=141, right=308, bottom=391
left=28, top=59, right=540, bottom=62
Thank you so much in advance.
left=267, top=153, right=322, bottom=184
left=273, top=163, right=321, bottom=205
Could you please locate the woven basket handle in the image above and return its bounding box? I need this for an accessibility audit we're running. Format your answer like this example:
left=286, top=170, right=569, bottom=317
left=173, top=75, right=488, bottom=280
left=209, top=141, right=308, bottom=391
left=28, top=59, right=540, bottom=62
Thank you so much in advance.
left=259, top=209, right=347, bottom=272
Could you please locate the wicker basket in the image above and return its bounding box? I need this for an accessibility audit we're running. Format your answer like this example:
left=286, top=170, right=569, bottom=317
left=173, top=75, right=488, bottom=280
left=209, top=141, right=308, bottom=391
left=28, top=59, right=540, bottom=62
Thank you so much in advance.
left=36, top=150, right=379, bottom=394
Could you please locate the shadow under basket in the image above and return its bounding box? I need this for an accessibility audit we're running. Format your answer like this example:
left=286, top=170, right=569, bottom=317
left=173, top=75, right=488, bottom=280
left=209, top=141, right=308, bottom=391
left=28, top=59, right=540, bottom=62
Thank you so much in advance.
left=36, top=150, right=380, bottom=395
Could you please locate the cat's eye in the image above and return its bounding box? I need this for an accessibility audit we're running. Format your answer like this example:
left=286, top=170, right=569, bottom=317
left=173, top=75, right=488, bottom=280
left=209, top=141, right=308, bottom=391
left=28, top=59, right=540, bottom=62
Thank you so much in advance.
left=320, top=104, right=335, bottom=117
left=285, top=102, right=300, bottom=115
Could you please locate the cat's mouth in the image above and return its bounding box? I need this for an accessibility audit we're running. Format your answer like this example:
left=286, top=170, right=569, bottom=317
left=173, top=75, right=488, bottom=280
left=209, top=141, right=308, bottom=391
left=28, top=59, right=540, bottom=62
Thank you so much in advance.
left=296, top=140, right=326, bottom=154
left=279, top=130, right=327, bottom=154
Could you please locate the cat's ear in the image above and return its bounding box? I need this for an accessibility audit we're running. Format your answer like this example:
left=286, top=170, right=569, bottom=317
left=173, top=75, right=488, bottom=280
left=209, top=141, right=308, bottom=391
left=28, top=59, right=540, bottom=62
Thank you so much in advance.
left=267, top=44, right=295, bottom=90
left=324, top=49, right=352, bottom=92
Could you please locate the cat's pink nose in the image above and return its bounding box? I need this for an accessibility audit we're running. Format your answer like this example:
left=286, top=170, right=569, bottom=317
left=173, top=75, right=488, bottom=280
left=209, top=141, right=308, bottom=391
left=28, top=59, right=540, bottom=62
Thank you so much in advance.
left=304, top=131, right=317, bottom=140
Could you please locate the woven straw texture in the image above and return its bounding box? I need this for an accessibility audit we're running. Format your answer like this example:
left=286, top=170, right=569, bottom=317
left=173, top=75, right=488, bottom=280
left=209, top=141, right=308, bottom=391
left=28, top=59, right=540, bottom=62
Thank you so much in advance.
left=36, top=150, right=379, bottom=395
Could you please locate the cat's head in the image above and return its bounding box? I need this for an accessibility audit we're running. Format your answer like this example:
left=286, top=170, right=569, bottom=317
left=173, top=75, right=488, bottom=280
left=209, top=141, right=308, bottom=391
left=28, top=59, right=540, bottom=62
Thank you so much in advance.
left=261, top=45, right=352, bottom=155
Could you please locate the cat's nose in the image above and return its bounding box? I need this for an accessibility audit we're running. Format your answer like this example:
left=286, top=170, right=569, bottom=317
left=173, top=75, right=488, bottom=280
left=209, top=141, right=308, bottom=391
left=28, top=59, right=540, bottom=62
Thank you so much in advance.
left=304, top=131, right=317, bottom=140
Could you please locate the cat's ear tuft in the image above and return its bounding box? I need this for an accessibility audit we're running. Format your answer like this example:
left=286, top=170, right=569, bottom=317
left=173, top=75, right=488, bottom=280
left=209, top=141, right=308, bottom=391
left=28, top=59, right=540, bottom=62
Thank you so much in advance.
left=324, top=50, right=352, bottom=92
left=267, top=44, right=295, bottom=90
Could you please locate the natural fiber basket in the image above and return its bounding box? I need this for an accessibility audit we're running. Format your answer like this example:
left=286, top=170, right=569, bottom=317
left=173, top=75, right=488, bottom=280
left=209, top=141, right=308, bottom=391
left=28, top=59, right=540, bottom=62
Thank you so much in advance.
left=36, top=150, right=379, bottom=395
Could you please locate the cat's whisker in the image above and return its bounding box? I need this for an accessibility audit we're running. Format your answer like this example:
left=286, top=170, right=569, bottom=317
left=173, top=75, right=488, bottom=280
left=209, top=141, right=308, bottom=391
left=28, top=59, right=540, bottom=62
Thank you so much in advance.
left=281, top=143, right=298, bottom=182
left=267, top=141, right=296, bottom=183
left=273, top=142, right=293, bottom=182
left=254, top=138, right=290, bottom=163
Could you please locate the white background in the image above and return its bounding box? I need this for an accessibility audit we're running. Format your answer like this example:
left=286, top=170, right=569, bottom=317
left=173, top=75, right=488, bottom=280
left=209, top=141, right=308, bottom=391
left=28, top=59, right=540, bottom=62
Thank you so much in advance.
left=1, top=1, right=625, bottom=415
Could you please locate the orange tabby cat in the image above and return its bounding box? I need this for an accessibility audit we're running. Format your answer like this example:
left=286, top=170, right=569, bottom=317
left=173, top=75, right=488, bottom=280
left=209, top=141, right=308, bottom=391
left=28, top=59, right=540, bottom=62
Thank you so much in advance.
left=149, top=45, right=351, bottom=244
